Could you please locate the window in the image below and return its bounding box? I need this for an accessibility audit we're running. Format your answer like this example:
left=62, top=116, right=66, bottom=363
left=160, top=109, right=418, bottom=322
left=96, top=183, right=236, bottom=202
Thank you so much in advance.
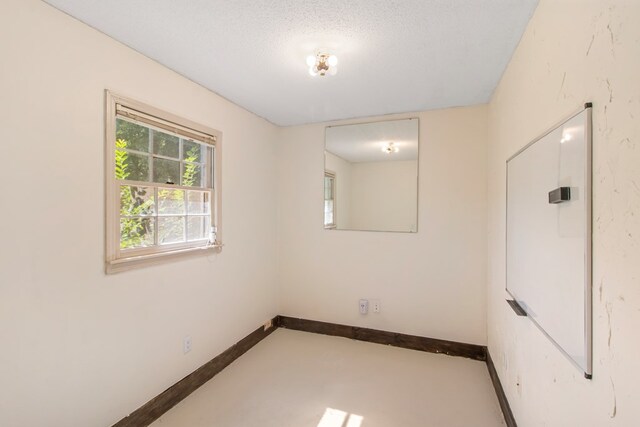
left=105, top=92, right=222, bottom=273
left=324, top=171, right=336, bottom=229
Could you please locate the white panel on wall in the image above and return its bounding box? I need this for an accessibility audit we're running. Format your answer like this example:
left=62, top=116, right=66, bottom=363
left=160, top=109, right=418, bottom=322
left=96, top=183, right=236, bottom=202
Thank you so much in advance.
left=506, top=106, right=592, bottom=376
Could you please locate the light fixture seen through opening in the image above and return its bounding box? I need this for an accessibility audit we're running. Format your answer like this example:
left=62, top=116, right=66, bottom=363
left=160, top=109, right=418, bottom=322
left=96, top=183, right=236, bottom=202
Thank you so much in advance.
left=307, top=51, right=338, bottom=77
left=560, top=131, right=572, bottom=143
left=382, top=142, right=399, bottom=154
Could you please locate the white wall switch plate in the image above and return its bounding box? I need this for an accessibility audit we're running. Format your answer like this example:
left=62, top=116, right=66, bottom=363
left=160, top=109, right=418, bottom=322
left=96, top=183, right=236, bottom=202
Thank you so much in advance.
left=359, top=299, right=369, bottom=314
left=183, top=336, right=192, bottom=354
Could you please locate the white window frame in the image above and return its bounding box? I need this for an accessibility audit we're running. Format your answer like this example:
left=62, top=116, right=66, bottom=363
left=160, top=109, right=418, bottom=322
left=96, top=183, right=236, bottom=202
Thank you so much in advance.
left=105, top=91, right=222, bottom=273
left=324, top=170, right=336, bottom=229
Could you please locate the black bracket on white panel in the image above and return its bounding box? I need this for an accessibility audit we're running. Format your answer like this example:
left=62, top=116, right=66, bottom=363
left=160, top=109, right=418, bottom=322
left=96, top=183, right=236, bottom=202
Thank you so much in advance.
left=548, top=187, right=571, bottom=204
left=506, top=300, right=527, bottom=316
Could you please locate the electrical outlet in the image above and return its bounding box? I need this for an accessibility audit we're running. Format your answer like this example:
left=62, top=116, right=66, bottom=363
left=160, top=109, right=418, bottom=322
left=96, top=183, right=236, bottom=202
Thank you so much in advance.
left=183, top=336, right=192, bottom=354
left=371, top=299, right=381, bottom=313
left=359, top=299, right=369, bottom=314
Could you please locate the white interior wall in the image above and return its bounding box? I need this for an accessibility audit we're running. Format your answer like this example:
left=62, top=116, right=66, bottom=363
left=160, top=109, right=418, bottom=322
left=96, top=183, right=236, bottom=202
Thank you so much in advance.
left=487, top=0, right=640, bottom=425
left=0, top=1, right=279, bottom=426
left=324, top=151, right=353, bottom=229
left=350, top=160, right=418, bottom=232
left=6, top=1, right=637, bottom=426
left=277, top=106, right=488, bottom=344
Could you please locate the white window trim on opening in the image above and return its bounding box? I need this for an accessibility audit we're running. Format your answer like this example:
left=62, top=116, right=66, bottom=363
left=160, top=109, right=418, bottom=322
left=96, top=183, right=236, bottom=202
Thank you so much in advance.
left=105, top=91, right=223, bottom=274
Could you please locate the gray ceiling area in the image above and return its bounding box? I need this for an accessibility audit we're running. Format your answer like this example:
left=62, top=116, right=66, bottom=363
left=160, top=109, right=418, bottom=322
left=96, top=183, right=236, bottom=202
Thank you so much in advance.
left=44, top=0, right=539, bottom=126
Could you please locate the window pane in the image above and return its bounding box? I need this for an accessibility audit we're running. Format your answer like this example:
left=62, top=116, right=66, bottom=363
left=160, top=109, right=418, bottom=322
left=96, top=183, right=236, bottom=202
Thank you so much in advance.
left=187, top=191, right=210, bottom=214
left=158, top=216, right=185, bottom=244
left=187, top=216, right=209, bottom=241
left=324, top=176, right=334, bottom=200
left=153, top=130, right=179, bottom=158
left=116, top=118, right=149, bottom=152
left=120, top=185, right=155, bottom=216
left=158, top=188, right=185, bottom=215
left=182, top=163, right=202, bottom=187
left=120, top=217, right=154, bottom=249
left=324, top=200, right=334, bottom=225
left=116, top=150, right=149, bottom=182
left=183, top=140, right=204, bottom=162
left=153, top=158, right=180, bottom=184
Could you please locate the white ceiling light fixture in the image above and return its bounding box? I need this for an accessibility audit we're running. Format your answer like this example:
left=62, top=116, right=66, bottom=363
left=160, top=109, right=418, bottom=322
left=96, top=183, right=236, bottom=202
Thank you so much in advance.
left=307, top=51, right=338, bottom=77
left=381, top=142, right=399, bottom=154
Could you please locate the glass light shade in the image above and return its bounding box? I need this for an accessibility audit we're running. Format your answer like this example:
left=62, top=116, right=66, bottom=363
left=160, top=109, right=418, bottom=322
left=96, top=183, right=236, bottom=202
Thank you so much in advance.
left=309, top=67, right=318, bottom=76
left=328, top=55, right=338, bottom=67
left=306, top=55, right=316, bottom=67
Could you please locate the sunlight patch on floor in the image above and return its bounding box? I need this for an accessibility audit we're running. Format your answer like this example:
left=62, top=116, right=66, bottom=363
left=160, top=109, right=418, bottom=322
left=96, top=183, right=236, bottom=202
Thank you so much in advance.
left=151, top=329, right=505, bottom=426
left=317, top=407, right=364, bottom=427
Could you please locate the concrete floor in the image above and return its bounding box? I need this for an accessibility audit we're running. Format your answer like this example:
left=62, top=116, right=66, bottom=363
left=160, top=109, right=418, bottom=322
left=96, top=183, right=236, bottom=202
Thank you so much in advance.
left=152, top=328, right=505, bottom=427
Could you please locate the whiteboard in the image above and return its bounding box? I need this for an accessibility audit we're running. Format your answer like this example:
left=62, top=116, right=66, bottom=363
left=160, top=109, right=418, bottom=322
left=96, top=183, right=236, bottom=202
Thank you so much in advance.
left=506, top=106, right=592, bottom=378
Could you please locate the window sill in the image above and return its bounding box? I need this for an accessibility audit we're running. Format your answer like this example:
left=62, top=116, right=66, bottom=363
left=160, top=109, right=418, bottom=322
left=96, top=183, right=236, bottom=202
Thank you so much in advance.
left=106, top=243, right=223, bottom=274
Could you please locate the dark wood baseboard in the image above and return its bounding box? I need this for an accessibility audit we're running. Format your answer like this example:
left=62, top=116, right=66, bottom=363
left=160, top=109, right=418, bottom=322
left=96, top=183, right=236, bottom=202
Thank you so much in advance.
left=279, top=316, right=517, bottom=425
left=278, top=315, right=487, bottom=361
left=486, top=350, right=517, bottom=427
left=112, top=315, right=515, bottom=427
left=112, top=317, right=279, bottom=427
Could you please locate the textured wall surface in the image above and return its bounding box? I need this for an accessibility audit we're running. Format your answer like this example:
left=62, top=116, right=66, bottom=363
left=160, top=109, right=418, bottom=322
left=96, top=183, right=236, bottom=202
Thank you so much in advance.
left=487, top=0, right=640, bottom=425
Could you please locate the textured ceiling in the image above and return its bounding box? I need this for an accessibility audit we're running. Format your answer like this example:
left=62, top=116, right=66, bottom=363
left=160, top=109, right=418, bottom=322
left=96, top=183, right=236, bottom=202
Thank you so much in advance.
left=43, top=0, right=538, bottom=126
left=326, top=119, right=419, bottom=163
